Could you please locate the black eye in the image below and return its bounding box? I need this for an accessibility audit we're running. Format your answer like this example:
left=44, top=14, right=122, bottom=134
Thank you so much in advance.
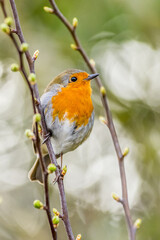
left=71, top=76, right=77, bottom=82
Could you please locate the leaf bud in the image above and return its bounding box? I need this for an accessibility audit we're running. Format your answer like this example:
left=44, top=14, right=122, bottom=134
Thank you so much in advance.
left=4, top=17, right=13, bottom=26
left=52, top=215, right=60, bottom=225
left=76, top=234, right=82, bottom=240
left=48, top=164, right=57, bottom=173
left=33, top=200, right=43, bottom=209
left=89, top=58, right=96, bottom=67
left=72, top=17, right=78, bottom=28
left=28, top=73, right=36, bottom=85
left=11, top=63, right=19, bottom=72
left=123, top=147, right=129, bottom=157
left=100, top=86, right=106, bottom=97
left=70, top=43, right=77, bottom=50
left=33, top=113, right=41, bottom=123
left=111, top=192, right=120, bottom=202
left=43, top=6, right=54, bottom=14
left=53, top=208, right=60, bottom=216
left=32, top=50, right=39, bottom=61
left=25, top=129, right=35, bottom=139
left=0, top=23, right=10, bottom=34
left=20, top=42, right=29, bottom=52
left=134, top=218, right=142, bottom=229
left=61, top=165, right=67, bottom=176
left=99, top=116, right=107, bottom=125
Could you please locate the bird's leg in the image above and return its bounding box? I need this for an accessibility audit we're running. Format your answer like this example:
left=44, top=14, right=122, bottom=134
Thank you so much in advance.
left=42, top=130, right=52, bottom=144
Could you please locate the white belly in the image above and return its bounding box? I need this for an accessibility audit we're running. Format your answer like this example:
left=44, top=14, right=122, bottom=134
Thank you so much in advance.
left=48, top=113, right=94, bottom=155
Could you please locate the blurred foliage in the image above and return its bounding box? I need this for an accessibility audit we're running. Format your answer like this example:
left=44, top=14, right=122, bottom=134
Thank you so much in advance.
left=0, top=0, right=160, bottom=239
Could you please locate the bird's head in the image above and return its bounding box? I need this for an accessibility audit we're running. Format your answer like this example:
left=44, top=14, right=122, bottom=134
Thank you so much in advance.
left=45, top=69, right=99, bottom=91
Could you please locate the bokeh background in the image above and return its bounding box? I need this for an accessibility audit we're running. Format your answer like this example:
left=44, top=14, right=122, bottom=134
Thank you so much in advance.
left=0, top=0, right=160, bottom=239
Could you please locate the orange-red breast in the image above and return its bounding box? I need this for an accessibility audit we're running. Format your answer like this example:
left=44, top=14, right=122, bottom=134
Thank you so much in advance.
left=29, top=69, right=99, bottom=183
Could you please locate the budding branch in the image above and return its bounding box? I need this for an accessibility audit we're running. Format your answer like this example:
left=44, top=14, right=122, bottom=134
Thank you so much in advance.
left=0, top=0, right=74, bottom=240
left=47, top=0, right=137, bottom=239
left=0, top=0, right=139, bottom=239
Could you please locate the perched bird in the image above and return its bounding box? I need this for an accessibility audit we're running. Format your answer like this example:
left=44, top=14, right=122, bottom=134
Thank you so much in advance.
left=29, top=69, right=99, bottom=183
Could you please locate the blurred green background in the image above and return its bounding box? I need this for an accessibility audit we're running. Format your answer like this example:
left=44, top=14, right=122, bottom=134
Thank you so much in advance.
left=0, top=0, right=160, bottom=239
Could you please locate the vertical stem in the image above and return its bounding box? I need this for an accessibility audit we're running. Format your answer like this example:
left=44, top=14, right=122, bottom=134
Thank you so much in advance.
left=1, top=1, right=57, bottom=239
left=48, top=1, right=136, bottom=239
left=44, top=171, right=57, bottom=240
left=9, top=0, right=34, bottom=72
left=0, top=0, right=7, bottom=17
left=58, top=179, right=74, bottom=240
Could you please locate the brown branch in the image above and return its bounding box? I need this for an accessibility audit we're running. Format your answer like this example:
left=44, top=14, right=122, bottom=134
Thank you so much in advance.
left=0, top=0, right=7, bottom=17
left=33, top=87, right=75, bottom=240
left=0, top=1, right=57, bottom=240
left=32, top=84, right=75, bottom=240
left=48, top=1, right=136, bottom=239
left=57, top=179, right=74, bottom=239
left=9, top=0, right=33, bottom=72
left=2, top=1, right=75, bottom=239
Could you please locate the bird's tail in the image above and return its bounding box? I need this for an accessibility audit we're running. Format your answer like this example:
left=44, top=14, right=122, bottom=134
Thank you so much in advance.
left=28, top=154, right=50, bottom=184
left=28, top=152, right=60, bottom=184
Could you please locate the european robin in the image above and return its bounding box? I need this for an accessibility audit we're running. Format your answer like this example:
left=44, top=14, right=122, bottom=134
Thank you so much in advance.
left=29, top=69, right=99, bottom=183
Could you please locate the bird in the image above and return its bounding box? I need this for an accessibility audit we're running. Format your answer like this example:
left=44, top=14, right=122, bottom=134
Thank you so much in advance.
left=28, top=69, right=99, bottom=183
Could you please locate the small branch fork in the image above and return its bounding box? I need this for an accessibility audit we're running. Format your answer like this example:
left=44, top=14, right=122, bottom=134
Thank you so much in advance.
left=0, top=0, right=139, bottom=239
left=0, top=1, right=74, bottom=240
left=47, top=0, right=137, bottom=239
left=0, top=1, right=57, bottom=240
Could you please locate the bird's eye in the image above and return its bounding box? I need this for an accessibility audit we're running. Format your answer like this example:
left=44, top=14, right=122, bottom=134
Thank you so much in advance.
left=71, top=76, right=77, bottom=82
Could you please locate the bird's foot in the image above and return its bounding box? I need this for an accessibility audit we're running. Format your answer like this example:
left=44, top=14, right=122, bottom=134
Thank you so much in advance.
left=42, top=131, right=52, bottom=144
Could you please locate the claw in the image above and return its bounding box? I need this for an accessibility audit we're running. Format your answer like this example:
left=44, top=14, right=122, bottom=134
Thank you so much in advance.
left=42, top=131, right=52, bottom=144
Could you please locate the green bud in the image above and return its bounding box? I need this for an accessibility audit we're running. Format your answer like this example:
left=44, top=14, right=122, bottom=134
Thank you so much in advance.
left=100, top=86, right=106, bottom=96
left=34, top=113, right=41, bottom=123
left=0, top=23, right=10, bottom=34
left=53, top=208, right=59, bottom=216
left=43, top=6, right=54, bottom=14
left=20, top=42, right=29, bottom=52
left=28, top=73, right=36, bottom=85
left=89, top=59, right=95, bottom=67
left=11, top=63, right=19, bottom=72
left=76, top=234, right=82, bottom=240
left=72, top=17, right=78, bottom=28
left=25, top=129, right=35, bottom=139
left=33, top=200, right=43, bottom=209
left=48, top=164, right=57, bottom=173
left=123, top=147, right=129, bottom=157
left=4, top=17, right=13, bottom=26
left=111, top=192, right=120, bottom=202
left=52, top=215, right=60, bottom=225
left=134, top=218, right=142, bottom=229
left=70, top=43, right=77, bottom=50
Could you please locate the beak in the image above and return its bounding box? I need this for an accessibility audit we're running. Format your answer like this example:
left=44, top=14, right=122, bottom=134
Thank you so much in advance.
left=84, top=73, right=99, bottom=80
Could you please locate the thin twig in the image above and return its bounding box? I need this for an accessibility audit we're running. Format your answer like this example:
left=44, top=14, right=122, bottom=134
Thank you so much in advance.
left=33, top=87, right=75, bottom=240
left=32, top=83, right=74, bottom=240
left=0, top=0, right=7, bottom=17
left=1, top=1, right=57, bottom=239
left=9, top=0, right=33, bottom=72
left=57, top=178, right=74, bottom=239
left=48, top=1, right=136, bottom=239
